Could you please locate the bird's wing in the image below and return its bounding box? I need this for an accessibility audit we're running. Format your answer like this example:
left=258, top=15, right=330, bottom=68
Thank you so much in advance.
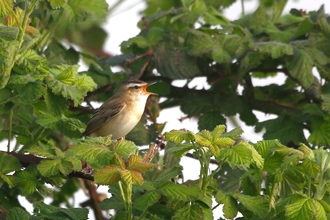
left=82, top=99, right=127, bottom=136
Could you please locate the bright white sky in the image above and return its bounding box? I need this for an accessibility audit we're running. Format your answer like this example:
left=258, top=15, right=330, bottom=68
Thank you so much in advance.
left=2, top=1, right=330, bottom=219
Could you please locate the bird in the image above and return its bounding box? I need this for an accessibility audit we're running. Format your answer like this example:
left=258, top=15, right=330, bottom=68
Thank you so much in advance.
left=82, top=80, right=156, bottom=139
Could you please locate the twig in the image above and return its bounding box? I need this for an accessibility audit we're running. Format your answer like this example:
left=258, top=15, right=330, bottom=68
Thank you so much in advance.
left=84, top=180, right=106, bottom=220
left=135, top=50, right=153, bottom=79
left=5, top=151, right=94, bottom=181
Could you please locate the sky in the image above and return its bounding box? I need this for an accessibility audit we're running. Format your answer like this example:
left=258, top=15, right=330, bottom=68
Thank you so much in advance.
left=2, top=0, right=330, bottom=219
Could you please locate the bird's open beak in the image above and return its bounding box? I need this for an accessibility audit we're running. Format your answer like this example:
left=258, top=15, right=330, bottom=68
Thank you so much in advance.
left=142, top=83, right=157, bottom=95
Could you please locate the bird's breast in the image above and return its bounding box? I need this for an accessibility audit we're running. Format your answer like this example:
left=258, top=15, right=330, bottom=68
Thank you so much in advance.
left=91, top=97, right=148, bottom=139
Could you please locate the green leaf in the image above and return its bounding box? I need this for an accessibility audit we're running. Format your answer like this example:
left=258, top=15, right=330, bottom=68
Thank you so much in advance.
left=223, top=196, right=238, bottom=219
left=28, top=144, right=58, bottom=158
left=314, top=149, right=330, bottom=180
left=121, top=36, right=149, bottom=49
left=35, top=110, right=59, bottom=128
left=221, top=127, right=243, bottom=139
left=0, top=152, right=21, bottom=175
left=16, top=49, right=48, bottom=72
left=313, top=199, right=327, bottom=220
left=306, top=48, right=330, bottom=65
left=127, top=155, right=155, bottom=172
left=120, top=169, right=143, bottom=185
left=234, top=194, right=268, bottom=217
left=53, top=64, right=78, bottom=85
left=254, top=140, right=279, bottom=158
left=255, top=114, right=305, bottom=145
left=285, top=48, right=314, bottom=88
left=154, top=48, right=201, bottom=79
left=94, top=166, right=122, bottom=185
left=45, top=41, right=79, bottom=65
left=173, top=203, right=205, bottom=220
left=57, top=117, right=85, bottom=136
left=308, top=117, right=330, bottom=146
left=196, top=130, right=235, bottom=157
left=166, top=143, right=194, bottom=157
left=203, top=7, right=231, bottom=25
left=0, top=153, right=20, bottom=187
left=239, top=105, right=258, bottom=125
left=7, top=207, right=30, bottom=220
left=245, top=142, right=264, bottom=169
left=304, top=103, right=324, bottom=117
left=154, top=166, right=183, bottom=187
left=16, top=166, right=38, bottom=195
left=251, top=6, right=267, bottom=29
left=285, top=197, right=315, bottom=220
left=257, top=42, right=293, bottom=58
left=48, top=0, right=67, bottom=9
left=44, top=89, right=68, bottom=117
left=106, top=53, right=135, bottom=66
left=272, top=0, right=288, bottom=22
left=112, top=140, right=137, bottom=158
left=198, top=111, right=226, bottom=131
left=58, top=159, right=77, bottom=175
left=46, top=77, right=85, bottom=106
left=164, top=129, right=196, bottom=143
left=15, top=81, right=43, bottom=104
left=212, top=48, right=231, bottom=64
left=220, top=142, right=252, bottom=169
left=46, top=65, right=96, bottom=106
left=181, top=93, right=214, bottom=116
left=298, top=143, right=314, bottom=159
left=34, top=201, right=89, bottom=219
left=294, top=18, right=313, bottom=37
left=37, top=159, right=62, bottom=177
left=0, top=88, right=12, bottom=104
left=67, top=138, right=114, bottom=165
left=318, top=200, right=330, bottom=213
left=62, top=0, right=108, bottom=21
left=74, top=74, right=97, bottom=91
left=187, top=30, right=233, bottom=63
left=134, top=191, right=161, bottom=211
left=212, top=125, right=226, bottom=139
left=321, top=94, right=330, bottom=113
left=239, top=51, right=262, bottom=76
left=0, top=40, right=18, bottom=88
left=99, top=185, right=124, bottom=210
left=147, top=27, right=164, bottom=45
left=159, top=183, right=200, bottom=201
left=0, top=0, right=12, bottom=17
left=301, top=158, right=320, bottom=178
left=36, top=155, right=78, bottom=177
left=187, top=30, right=219, bottom=55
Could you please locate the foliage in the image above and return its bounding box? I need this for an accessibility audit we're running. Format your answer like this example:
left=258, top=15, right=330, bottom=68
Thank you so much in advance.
left=2, top=0, right=330, bottom=219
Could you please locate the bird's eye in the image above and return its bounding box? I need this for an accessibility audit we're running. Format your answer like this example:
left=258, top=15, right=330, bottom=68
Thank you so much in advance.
left=134, top=86, right=139, bottom=89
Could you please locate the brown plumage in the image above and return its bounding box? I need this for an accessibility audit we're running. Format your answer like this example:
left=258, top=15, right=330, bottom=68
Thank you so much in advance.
left=82, top=80, right=155, bottom=139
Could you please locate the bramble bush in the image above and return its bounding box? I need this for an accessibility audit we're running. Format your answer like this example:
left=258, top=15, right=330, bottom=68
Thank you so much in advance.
left=2, top=0, right=330, bottom=219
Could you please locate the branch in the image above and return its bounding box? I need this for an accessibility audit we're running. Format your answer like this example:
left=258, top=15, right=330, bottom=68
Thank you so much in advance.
left=5, top=151, right=94, bottom=181
left=84, top=180, right=106, bottom=220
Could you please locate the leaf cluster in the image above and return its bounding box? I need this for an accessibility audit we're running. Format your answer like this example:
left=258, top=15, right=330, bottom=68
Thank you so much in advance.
left=105, top=0, right=330, bottom=148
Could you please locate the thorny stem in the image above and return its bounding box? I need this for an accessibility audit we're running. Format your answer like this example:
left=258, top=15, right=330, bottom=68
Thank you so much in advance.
left=195, top=142, right=211, bottom=194
left=18, top=0, right=39, bottom=49
left=241, top=0, right=245, bottom=16
left=118, top=181, right=133, bottom=220
left=7, top=108, right=13, bottom=152
left=1, top=0, right=39, bottom=88
left=36, top=9, right=63, bottom=51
